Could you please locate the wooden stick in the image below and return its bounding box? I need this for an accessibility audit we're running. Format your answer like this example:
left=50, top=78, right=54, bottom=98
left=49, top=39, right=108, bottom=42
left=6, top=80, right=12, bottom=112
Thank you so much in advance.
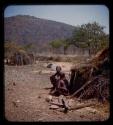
left=56, top=103, right=95, bottom=112
left=69, top=103, right=95, bottom=110
left=70, top=77, right=98, bottom=98
left=50, top=102, right=64, bottom=107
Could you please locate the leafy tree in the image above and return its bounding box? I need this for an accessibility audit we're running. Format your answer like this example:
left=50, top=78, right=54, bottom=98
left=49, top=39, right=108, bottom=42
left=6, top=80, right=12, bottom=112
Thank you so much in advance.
left=71, top=22, right=109, bottom=55
left=49, top=40, right=63, bottom=53
left=23, top=43, right=36, bottom=53
left=49, top=39, right=71, bottom=54
left=4, top=41, right=23, bottom=58
left=62, top=39, right=71, bottom=55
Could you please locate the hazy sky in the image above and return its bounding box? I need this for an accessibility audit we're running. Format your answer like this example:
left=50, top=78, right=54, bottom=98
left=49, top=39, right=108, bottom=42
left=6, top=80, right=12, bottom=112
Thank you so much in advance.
left=4, top=5, right=109, bottom=34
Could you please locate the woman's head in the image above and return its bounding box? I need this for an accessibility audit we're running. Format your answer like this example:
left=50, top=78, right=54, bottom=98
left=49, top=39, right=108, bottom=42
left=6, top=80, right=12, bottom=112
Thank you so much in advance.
left=56, top=66, right=62, bottom=72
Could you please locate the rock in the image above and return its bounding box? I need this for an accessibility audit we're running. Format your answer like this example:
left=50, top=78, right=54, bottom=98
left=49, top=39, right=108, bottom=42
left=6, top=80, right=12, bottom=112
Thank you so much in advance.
left=16, top=100, right=20, bottom=103
left=38, top=96, right=41, bottom=98
left=58, top=95, right=65, bottom=103
left=12, top=101, right=18, bottom=107
left=47, top=63, right=53, bottom=68
left=49, top=105, right=59, bottom=109
left=13, top=82, right=16, bottom=86
left=80, top=115, right=84, bottom=118
left=38, top=70, right=42, bottom=74
left=45, top=95, right=53, bottom=102
left=12, top=100, right=21, bottom=107
left=47, top=63, right=58, bottom=70
left=51, top=64, right=57, bottom=70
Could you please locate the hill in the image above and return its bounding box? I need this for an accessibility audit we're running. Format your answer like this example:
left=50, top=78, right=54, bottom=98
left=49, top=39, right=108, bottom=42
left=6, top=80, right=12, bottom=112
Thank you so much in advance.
left=4, top=15, right=76, bottom=47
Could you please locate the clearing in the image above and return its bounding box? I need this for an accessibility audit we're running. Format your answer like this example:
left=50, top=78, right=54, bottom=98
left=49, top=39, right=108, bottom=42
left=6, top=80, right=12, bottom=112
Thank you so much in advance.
left=5, top=61, right=109, bottom=121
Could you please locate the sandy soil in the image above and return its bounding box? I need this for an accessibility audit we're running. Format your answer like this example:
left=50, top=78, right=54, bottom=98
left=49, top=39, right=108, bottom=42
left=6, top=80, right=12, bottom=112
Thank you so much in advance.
left=4, top=61, right=110, bottom=122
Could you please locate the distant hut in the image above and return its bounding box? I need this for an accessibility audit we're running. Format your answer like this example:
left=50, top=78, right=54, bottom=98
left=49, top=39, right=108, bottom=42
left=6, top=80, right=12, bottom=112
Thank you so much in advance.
left=5, top=49, right=35, bottom=66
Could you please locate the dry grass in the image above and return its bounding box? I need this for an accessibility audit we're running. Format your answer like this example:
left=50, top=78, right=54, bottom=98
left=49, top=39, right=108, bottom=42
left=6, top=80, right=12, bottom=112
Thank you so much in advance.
left=36, top=54, right=89, bottom=62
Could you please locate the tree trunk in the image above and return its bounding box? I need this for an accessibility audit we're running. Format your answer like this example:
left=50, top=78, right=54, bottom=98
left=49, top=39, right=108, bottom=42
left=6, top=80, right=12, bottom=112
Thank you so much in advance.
left=89, top=49, right=91, bottom=56
left=64, top=47, right=67, bottom=55
left=52, top=48, right=54, bottom=54
left=88, top=43, right=91, bottom=56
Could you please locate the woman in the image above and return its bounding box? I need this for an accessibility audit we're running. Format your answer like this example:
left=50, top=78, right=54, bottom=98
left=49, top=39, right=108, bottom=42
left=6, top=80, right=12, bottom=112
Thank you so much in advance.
left=50, top=66, right=69, bottom=96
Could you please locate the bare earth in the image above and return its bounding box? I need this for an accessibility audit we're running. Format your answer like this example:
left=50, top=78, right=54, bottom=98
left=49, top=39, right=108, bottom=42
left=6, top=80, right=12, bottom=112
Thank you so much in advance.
left=5, top=61, right=110, bottom=122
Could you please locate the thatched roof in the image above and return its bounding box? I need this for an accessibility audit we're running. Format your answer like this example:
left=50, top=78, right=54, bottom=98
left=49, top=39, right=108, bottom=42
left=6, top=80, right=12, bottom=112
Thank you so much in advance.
left=71, top=47, right=109, bottom=71
left=70, top=47, right=109, bottom=100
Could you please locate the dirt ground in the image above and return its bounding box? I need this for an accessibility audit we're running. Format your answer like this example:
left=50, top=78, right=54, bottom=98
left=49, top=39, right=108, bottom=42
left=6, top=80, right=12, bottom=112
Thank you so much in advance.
left=4, top=61, right=110, bottom=122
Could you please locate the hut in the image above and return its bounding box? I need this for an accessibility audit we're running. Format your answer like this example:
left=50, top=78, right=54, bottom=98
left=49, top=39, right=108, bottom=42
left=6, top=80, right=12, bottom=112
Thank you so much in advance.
left=5, top=49, right=35, bottom=66
left=69, top=47, right=109, bottom=101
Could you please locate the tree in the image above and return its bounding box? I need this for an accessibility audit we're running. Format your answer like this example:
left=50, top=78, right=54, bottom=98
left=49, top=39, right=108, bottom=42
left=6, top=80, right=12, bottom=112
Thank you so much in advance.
left=5, top=41, right=23, bottom=58
left=49, top=40, right=63, bottom=54
left=49, top=39, right=71, bottom=54
left=71, top=22, right=109, bottom=55
left=62, top=39, right=71, bottom=55
left=23, top=43, right=37, bottom=53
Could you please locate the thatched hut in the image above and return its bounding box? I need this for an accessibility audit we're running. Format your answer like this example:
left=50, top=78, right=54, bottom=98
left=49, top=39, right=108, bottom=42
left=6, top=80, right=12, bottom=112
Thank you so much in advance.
left=69, top=47, right=109, bottom=101
left=5, top=49, right=35, bottom=66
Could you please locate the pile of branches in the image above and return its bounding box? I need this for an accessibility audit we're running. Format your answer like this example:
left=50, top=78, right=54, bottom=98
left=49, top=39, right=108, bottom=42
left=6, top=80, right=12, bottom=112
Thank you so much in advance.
left=70, top=47, right=109, bottom=101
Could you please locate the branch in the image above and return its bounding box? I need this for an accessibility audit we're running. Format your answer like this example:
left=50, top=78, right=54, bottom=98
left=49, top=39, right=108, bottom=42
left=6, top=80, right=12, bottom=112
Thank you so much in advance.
left=70, top=77, right=97, bottom=98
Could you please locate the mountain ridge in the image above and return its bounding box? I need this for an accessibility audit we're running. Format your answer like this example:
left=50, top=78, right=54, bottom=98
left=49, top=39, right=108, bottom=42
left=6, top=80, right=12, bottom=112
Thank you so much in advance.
left=4, top=15, right=76, bottom=46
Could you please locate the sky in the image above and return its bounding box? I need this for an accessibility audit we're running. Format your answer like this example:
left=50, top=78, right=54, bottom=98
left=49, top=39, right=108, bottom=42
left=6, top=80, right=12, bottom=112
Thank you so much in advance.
left=4, top=5, right=109, bottom=34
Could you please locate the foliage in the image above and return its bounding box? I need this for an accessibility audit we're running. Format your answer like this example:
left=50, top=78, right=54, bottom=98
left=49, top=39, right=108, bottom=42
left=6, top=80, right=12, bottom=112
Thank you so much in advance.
left=62, top=39, right=71, bottom=54
left=49, top=40, right=63, bottom=49
left=71, top=22, right=109, bottom=55
left=4, top=41, right=35, bottom=58
left=5, top=41, right=21, bottom=50
left=23, top=43, right=36, bottom=53
left=49, top=39, right=71, bottom=54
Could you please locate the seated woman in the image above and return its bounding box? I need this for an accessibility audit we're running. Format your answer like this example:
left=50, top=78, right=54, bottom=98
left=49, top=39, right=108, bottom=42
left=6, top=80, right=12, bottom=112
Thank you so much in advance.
left=50, top=66, right=69, bottom=96
left=57, top=73, right=69, bottom=96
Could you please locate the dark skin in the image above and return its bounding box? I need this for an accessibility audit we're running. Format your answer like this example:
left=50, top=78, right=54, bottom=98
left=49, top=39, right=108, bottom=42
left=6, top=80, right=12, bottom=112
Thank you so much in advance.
left=50, top=66, right=69, bottom=96
left=57, top=74, right=69, bottom=96
left=50, top=66, right=62, bottom=89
